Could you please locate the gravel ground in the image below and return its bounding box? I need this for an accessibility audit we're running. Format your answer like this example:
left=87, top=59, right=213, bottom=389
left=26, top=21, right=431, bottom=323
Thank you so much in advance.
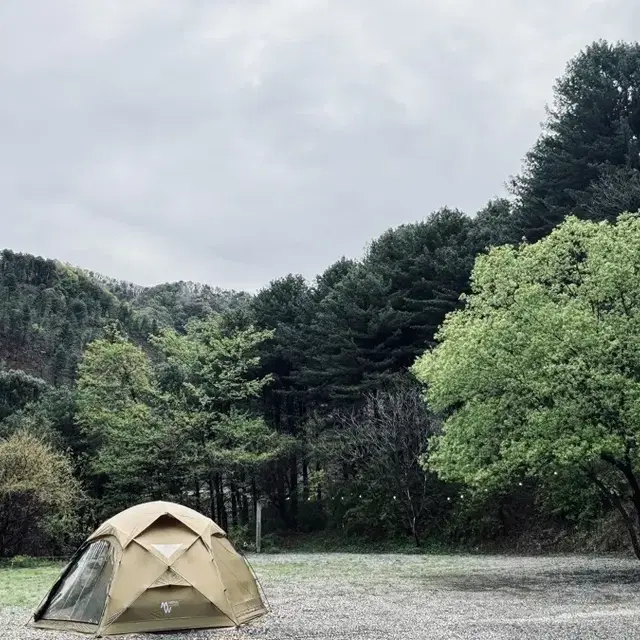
left=5, top=553, right=640, bottom=639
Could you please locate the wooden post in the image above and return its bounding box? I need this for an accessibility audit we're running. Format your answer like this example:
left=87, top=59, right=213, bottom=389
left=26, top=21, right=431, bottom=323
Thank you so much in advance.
left=256, top=499, right=263, bottom=554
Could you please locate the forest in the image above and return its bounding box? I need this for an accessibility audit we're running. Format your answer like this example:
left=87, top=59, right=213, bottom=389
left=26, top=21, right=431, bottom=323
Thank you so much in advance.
left=2, top=39, right=640, bottom=559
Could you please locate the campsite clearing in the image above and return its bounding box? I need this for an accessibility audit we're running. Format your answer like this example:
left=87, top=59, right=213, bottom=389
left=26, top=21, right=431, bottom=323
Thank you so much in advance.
left=3, top=553, right=640, bottom=639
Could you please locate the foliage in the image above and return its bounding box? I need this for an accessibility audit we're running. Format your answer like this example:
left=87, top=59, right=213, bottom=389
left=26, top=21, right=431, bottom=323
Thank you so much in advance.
left=122, top=281, right=251, bottom=332
left=75, top=331, right=185, bottom=517
left=511, top=40, right=640, bottom=241
left=413, top=214, right=640, bottom=557
left=250, top=274, right=317, bottom=527
left=153, top=316, right=295, bottom=528
left=0, top=250, right=144, bottom=383
left=75, top=332, right=159, bottom=449
left=0, top=251, right=250, bottom=387
left=0, top=431, right=80, bottom=556
left=303, top=208, right=477, bottom=407
left=0, top=369, right=49, bottom=422
left=328, top=385, right=452, bottom=544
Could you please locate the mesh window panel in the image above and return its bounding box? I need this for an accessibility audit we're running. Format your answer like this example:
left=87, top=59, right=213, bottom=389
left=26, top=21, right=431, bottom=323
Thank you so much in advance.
left=42, top=540, right=113, bottom=624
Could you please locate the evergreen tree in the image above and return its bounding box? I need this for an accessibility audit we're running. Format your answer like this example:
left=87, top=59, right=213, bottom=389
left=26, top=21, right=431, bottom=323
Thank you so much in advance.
left=511, top=40, right=640, bottom=241
left=304, top=208, right=476, bottom=407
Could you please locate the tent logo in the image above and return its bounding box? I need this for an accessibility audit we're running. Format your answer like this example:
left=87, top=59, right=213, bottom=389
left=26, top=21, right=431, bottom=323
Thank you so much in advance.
left=160, top=600, right=179, bottom=614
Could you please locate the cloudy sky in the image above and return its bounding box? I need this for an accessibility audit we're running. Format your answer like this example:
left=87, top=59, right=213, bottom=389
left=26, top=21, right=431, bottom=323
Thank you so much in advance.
left=1, top=1, right=638, bottom=291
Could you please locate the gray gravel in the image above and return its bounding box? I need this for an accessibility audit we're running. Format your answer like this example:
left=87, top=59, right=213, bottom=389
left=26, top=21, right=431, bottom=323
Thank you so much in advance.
left=5, top=553, right=640, bottom=639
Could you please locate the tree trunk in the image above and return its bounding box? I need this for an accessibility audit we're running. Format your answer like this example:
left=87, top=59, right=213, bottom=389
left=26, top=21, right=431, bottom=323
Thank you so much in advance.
left=411, top=519, right=421, bottom=548
left=316, top=462, right=322, bottom=501
left=231, top=482, right=238, bottom=528
left=289, top=455, right=298, bottom=528
left=216, top=473, right=227, bottom=531
left=194, top=478, right=201, bottom=513
left=590, top=469, right=640, bottom=562
left=302, top=458, right=309, bottom=503
left=241, top=488, right=249, bottom=526
left=275, top=465, right=288, bottom=525
left=251, top=476, right=258, bottom=522
left=0, top=497, right=10, bottom=557
left=614, top=458, right=640, bottom=532
left=612, top=494, right=640, bottom=561
left=208, top=475, right=216, bottom=522
left=497, top=503, right=507, bottom=539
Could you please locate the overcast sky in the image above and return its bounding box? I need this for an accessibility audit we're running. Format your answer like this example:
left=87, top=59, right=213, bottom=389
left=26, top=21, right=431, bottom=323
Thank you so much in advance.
left=1, top=1, right=638, bottom=292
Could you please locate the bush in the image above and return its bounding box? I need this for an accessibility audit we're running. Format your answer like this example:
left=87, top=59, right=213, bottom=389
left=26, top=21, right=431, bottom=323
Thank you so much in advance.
left=0, top=431, right=81, bottom=556
left=228, top=525, right=255, bottom=552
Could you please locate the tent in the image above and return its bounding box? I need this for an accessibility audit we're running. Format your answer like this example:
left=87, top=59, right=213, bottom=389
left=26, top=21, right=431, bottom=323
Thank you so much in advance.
left=30, top=501, right=268, bottom=636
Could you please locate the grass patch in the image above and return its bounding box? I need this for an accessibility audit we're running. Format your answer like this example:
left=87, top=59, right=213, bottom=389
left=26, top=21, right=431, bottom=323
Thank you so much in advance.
left=0, top=563, right=63, bottom=607
left=260, top=531, right=461, bottom=555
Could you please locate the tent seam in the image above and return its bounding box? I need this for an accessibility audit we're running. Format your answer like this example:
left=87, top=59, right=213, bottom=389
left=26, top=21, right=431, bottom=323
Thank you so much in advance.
left=210, top=548, right=239, bottom=626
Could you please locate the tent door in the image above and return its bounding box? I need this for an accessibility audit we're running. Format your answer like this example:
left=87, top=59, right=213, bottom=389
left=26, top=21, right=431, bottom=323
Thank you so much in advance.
left=38, top=540, right=114, bottom=625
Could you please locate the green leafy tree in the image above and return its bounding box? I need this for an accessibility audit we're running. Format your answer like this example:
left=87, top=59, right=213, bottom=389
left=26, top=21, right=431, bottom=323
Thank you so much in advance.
left=75, top=331, right=185, bottom=518
left=119, top=281, right=251, bottom=332
left=152, top=315, right=294, bottom=529
left=413, top=213, right=640, bottom=558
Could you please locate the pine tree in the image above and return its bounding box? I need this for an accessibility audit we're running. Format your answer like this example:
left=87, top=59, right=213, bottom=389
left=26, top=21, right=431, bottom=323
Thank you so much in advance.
left=511, top=40, right=640, bottom=241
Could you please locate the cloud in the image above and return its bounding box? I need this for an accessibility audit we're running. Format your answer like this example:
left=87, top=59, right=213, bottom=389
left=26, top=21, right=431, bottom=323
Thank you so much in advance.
left=0, top=0, right=638, bottom=290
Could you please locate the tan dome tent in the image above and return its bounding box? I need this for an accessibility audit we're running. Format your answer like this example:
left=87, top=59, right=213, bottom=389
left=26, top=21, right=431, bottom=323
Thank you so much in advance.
left=30, top=501, right=268, bottom=636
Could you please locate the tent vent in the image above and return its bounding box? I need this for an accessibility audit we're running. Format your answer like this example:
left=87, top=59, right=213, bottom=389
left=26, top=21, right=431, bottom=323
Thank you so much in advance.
left=152, top=543, right=183, bottom=558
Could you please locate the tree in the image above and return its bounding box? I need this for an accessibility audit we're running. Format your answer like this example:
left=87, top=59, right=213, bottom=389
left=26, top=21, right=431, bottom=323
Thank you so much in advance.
left=329, top=384, right=449, bottom=545
left=75, top=331, right=184, bottom=517
left=251, top=275, right=315, bottom=527
left=511, top=40, right=640, bottom=241
left=152, top=315, right=294, bottom=529
left=304, top=208, right=476, bottom=407
left=0, top=431, right=79, bottom=556
left=471, top=198, right=516, bottom=250
left=412, top=213, right=640, bottom=558
left=0, top=369, right=49, bottom=421
left=584, top=165, right=640, bottom=220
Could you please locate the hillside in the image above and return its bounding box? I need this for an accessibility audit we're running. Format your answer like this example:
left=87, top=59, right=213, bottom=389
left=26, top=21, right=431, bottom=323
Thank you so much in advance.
left=88, top=273, right=252, bottom=332
left=0, top=249, right=249, bottom=384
